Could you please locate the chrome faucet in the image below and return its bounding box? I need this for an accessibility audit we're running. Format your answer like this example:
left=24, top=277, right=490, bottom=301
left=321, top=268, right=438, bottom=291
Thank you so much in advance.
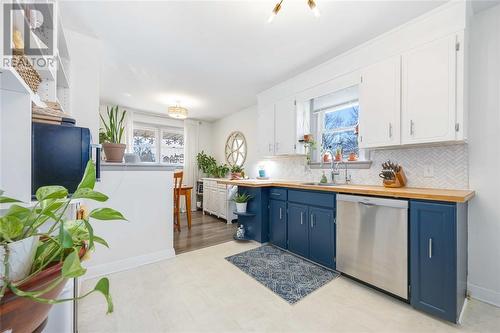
left=332, top=160, right=351, bottom=184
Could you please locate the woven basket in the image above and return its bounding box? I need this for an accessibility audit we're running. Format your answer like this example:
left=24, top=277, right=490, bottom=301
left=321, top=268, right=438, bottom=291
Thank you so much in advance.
left=11, top=50, right=42, bottom=93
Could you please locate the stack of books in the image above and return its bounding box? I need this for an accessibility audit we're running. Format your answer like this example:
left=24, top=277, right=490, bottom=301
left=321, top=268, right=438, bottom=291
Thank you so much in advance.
left=32, top=101, right=76, bottom=126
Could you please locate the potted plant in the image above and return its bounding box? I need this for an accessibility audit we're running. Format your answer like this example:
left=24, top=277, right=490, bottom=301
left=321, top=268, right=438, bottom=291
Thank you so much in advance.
left=100, top=105, right=127, bottom=163
left=213, top=164, right=230, bottom=178
left=232, top=192, right=253, bottom=213
left=196, top=151, right=217, bottom=177
left=0, top=161, right=125, bottom=332
left=335, top=147, right=343, bottom=161
left=230, top=165, right=244, bottom=180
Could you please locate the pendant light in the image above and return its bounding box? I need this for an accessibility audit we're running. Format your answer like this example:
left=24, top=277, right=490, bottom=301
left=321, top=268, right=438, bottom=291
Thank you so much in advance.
left=268, top=0, right=320, bottom=22
left=168, top=102, right=188, bottom=119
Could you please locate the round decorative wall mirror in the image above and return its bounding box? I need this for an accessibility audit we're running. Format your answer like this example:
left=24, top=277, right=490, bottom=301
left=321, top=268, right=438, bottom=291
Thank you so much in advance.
left=225, top=131, right=247, bottom=167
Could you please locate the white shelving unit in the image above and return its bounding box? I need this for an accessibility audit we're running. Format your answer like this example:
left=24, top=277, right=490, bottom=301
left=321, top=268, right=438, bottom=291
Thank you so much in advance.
left=0, top=1, right=72, bottom=203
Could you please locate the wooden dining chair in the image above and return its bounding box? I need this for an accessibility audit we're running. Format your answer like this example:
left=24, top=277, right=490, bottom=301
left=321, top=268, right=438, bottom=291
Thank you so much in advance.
left=173, top=171, right=183, bottom=231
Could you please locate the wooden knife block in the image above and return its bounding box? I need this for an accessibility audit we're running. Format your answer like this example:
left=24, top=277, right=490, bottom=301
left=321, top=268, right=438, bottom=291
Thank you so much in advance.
left=383, top=168, right=407, bottom=188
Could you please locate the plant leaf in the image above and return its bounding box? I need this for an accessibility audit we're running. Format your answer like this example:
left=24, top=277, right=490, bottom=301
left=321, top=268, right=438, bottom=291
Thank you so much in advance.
left=82, top=218, right=95, bottom=250
left=59, top=223, right=73, bottom=249
left=36, top=186, right=68, bottom=202
left=0, top=215, right=24, bottom=241
left=93, top=278, right=114, bottom=313
left=89, top=208, right=127, bottom=221
left=0, top=196, right=21, bottom=204
left=61, top=250, right=87, bottom=278
left=72, top=188, right=108, bottom=202
left=93, top=235, right=109, bottom=248
left=77, top=161, right=96, bottom=191
left=5, top=204, right=31, bottom=220
left=9, top=276, right=114, bottom=314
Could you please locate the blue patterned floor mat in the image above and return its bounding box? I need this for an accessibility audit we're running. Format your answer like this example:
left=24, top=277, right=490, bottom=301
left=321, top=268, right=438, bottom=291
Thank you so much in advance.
left=225, top=245, right=339, bottom=304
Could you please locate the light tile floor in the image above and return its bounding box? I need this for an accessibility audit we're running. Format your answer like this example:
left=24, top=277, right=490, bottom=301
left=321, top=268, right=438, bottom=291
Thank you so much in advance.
left=79, top=241, right=500, bottom=333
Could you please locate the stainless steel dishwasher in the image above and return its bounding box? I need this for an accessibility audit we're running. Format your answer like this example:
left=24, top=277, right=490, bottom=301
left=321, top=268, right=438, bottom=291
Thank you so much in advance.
left=336, top=194, right=408, bottom=299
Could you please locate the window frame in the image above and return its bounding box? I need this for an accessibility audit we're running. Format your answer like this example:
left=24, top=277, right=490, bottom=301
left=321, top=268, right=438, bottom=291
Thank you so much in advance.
left=132, top=121, right=184, bottom=166
left=311, top=99, right=366, bottom=164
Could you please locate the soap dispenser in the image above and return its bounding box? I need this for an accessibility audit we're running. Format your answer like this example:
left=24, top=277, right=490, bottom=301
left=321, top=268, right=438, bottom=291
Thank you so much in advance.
left=320, top=171, right=328, bottom=184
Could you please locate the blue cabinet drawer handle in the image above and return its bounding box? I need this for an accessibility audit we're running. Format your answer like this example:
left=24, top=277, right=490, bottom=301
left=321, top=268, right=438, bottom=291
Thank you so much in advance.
left=429, top=238, right=433, bottom=259
left=300, top=212, right=303, bottom=225
left=271, top=193, right=281, bottom=196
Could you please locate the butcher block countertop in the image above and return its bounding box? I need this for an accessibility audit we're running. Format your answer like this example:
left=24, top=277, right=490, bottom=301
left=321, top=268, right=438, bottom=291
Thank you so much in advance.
left=216, top=179, right=475, bottom=203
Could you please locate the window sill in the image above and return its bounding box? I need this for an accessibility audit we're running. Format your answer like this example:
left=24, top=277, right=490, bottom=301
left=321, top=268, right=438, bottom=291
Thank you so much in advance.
left=309, top=160, right=372, bottom=170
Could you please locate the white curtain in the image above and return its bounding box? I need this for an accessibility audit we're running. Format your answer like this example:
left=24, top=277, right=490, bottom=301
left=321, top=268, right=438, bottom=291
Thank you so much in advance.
left=183, top=119, right=200, bottom=211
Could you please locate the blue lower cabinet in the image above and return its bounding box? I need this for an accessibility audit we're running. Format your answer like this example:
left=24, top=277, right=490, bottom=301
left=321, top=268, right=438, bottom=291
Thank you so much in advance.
left=287, top=203, right=309, bottom=258
left=309, top=207, right=335, bottom=269
left=410, top=200, right=466, bottom=323
left=269, top=199, right=287, bottom=249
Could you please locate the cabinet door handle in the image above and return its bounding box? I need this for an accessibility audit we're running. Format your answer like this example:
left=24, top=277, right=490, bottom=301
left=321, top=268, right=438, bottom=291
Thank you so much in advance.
left=389, top=123, right=393, bottom=138
left=410, top=120, right=415, bottom=136
left=300, top=212, right=303, bottom=225
left=275, top=142, right=280, bottom=152
left=310, top=214, right=314, bottom=228
left=279, top=207, right=282, bottom=220
left=268, top=143, right=273, bottom=153
left=428, top=238, right=433, bottom=259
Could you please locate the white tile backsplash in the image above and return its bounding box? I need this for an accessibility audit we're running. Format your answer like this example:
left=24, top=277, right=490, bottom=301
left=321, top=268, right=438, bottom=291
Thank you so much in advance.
left=259, top=144, right=468, bottom=189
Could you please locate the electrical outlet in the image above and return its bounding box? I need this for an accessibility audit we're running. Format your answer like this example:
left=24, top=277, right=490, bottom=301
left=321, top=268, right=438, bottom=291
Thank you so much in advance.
left=423, top=164, right=434, bottom=178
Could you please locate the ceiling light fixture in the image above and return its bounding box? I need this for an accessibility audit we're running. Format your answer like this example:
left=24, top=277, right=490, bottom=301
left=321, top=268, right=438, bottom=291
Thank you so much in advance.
left=268, top=0, right=320, bottom=23
left=267, top=0, right=283, bottom=23
left=168, top=101, right=188, bottom=119
left=307, top=0, right=320, bottom=17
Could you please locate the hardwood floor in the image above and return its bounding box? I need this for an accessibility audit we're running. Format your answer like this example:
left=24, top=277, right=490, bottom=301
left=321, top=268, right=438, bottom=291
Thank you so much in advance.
left=174, top=211, right=238, bottom=254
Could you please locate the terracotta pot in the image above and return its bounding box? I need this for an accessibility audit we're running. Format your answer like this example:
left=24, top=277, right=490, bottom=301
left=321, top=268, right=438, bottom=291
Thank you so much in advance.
left=335, top=153, right=342, bottom=161
left=348, top=153, right=357, bottom=161
left=103, top=143, right=126, bottom=163
left=231, top=172, right=243, bottom=180
left=0, top=247, right=86, bottom=333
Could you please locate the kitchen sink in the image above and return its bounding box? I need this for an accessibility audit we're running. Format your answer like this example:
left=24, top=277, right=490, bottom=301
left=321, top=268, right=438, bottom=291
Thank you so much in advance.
left=301, top=182, right=339, bottom=186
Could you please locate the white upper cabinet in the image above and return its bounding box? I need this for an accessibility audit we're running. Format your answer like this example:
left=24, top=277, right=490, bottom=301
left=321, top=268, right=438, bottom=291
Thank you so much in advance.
left=359, top=56, right=401, bottom=148
left=257, top=103, right=275, bottom=156
left=274, top=96, right=297, bottom=155
left=257, top=96, right=297, bottom=156
left=401, top=34, right=459, bottom=144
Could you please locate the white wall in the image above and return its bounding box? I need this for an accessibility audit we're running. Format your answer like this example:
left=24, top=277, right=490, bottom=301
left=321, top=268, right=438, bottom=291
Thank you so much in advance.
left=211, top=105, right=258, bottom=177
left=83, top=169, right=175, bottom=279
left=65, top=29, right=102, bottom=140
left=467, top=4, right=500, bottom=307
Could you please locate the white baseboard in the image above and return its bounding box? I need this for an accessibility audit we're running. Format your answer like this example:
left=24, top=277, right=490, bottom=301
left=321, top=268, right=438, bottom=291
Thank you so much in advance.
left=468, top=283, right=500, bottom=308
left=82, top=248, right=176, bottom=281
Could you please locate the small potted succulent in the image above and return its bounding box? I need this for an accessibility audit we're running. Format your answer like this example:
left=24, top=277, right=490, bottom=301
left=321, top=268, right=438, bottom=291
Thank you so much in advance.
left=233, top=192, right=253, bottom=213
left=100, top=105, right=127, bottom=163
left=335, top=147, right=343, bottom=161
left=0, top=161, right=125, bottom=332
left=230, top=165, right=244, bottom=180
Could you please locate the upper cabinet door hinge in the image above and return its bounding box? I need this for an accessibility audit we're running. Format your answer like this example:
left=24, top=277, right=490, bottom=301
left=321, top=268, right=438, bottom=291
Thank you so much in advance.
left=456, top=42, right=460, bottom=52
left=455, top=123, right=460, bottom=132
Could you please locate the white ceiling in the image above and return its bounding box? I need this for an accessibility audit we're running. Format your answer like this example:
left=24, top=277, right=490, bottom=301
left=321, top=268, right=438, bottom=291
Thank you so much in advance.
left=60, top=0, right=445, bottom=121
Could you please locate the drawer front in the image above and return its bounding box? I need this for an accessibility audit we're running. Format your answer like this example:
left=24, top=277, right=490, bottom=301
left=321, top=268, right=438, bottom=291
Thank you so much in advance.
left=269, top=187, right=287, bottom=201
left=288, top=190, right=335, bottom=208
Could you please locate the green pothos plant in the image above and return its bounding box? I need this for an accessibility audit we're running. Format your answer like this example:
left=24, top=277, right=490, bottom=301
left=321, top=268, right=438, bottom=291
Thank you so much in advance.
left=0, top=161, right=126, bottom=313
